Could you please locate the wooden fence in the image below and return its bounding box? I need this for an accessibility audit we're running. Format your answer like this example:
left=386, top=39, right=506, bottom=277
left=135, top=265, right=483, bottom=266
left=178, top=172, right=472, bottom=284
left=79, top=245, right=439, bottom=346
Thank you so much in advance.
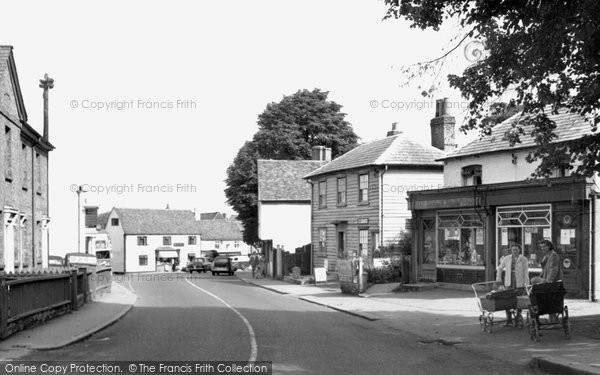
left=281, top=244, right=311, bottom=277
left=0, top=267, right=112, bottom=339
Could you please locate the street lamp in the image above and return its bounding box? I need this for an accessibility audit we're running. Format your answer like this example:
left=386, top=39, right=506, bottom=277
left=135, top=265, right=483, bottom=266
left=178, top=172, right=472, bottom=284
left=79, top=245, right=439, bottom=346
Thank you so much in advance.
left=76, top=185, right=88, bottom=253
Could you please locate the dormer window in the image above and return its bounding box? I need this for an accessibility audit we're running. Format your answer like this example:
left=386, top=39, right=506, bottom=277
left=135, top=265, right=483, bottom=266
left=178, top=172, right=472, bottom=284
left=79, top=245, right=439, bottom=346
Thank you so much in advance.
left=462, top=165, right=482, bottom=186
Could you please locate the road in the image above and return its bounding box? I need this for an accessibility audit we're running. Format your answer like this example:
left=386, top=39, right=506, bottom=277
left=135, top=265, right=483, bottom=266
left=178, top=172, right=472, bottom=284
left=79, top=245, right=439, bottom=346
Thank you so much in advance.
left=18, top=272, right=541, bottom=374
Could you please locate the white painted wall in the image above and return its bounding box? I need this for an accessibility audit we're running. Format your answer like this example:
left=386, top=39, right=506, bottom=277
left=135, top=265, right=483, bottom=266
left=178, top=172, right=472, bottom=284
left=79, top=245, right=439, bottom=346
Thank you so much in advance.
left=444, top=150, right=542, bottom=187
left=259, top=202, right=312, bottom=252
left=104, top=210, right=124, bottom=272
left=381, top=169, right=443, bottom=245
left=125, top=234, right=201, bottom=273
left=200, top=239, right=250, bottom=255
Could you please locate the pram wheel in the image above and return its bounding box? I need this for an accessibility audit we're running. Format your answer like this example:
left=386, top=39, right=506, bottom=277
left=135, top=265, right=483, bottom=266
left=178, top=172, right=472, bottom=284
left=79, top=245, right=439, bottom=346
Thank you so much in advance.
left=485, top=315, right=493, bottom=333
left=479, top=315, right=485, bottom=332
left=515, top=311, right=524, bottom=329
left=562, top=306, right=571, bottom=339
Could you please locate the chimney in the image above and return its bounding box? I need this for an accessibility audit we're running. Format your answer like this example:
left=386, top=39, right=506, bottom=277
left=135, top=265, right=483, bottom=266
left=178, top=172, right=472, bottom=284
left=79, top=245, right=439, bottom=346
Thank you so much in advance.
left=387, top=122, right=402, bottom=137
left=430, top=97, right=456, bottom=151
left=39, top=73, right=54, bottom=141
left=165, top=203, right=170, bottom=209
left=193, top=208, right=200, bottom=221
left=83, top=205, right=98, bottom=229
left=311, top=146, right=332, bottom=162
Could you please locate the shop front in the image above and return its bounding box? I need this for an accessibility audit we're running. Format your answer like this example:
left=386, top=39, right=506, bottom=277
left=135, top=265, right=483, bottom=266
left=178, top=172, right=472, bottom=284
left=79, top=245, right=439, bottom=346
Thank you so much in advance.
left=408, top=177, right=597, bottom=299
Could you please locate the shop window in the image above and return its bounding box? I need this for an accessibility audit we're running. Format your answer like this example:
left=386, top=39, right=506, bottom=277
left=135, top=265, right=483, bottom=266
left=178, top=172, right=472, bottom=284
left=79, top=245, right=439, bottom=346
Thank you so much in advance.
left=337, top=177, right=346, bottom=205
left=318, top=181, right=327, bottom=208
left=358, top=174, right=369, bottom=203
left=496, top=204, right=551, bottom=270
left=437, top=211, right=485, bottom=267
left=462, top=165, right=482, bottom=186
left=139, top=255, right=148, bottom=266
left=138, top=236, right=148, bottom=246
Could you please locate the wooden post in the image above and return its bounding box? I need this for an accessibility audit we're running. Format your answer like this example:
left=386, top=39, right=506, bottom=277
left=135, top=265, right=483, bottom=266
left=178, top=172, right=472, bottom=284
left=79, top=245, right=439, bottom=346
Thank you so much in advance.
left=0, top=278, right=9, bottom=339
left=80, top=268, right=88, bottom=303
left=70, top=269, right=78, bottom=311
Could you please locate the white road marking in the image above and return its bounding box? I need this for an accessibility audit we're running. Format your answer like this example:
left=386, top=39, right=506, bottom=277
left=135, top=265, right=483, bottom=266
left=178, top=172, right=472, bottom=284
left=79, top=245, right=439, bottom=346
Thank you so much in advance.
left=185, top=278, right=258, bottom=362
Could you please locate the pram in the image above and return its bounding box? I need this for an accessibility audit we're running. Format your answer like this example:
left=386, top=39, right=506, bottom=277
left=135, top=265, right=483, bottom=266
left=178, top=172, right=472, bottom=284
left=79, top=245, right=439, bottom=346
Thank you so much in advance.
left=472, top=281, right=528, bottom=333
left=525, top=280, right=570, bottom=342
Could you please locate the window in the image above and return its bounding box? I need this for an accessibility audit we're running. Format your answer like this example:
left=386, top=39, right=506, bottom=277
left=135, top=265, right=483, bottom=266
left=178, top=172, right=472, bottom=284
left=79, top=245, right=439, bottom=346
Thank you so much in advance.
left=462, top=165, right=482, bottom=186
left=138, top=236, right=148, bottom=246
left=437, top=211, right=485, bottom=267
left=318, top=181, right=327, bottom=208
left=234, top=241, right=239, bottom=248
left=188, top=236, right=197, bottom=245
left=318, top=228, right=327, bottom=257
left=215, top=240, right=222, bottom=249
left=496, top=204, right=552, bottom=269
left=111, top=218, right=119, bottom=226
left=337, top=177, right=346, bottom=205
left=139, top=255, right=148, bottom=266
left=35, top=153, right=41, bottom=195
left=163, top=236, right=171, bottom=246
left=358, top=229, right=368, bottom=257
left=95, top=240, right=107, bottom=249
left=358, top=174, right=369, bottom=203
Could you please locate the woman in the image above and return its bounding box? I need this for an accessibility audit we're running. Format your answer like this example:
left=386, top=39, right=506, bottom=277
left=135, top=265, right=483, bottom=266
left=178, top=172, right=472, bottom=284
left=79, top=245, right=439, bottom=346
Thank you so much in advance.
left=496, top=244, right=529, bottom=325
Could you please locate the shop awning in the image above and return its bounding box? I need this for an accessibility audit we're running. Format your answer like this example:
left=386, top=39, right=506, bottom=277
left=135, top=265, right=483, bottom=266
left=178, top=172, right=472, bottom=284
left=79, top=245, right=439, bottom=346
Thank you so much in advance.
left=157, top=250, right=179, bottom=258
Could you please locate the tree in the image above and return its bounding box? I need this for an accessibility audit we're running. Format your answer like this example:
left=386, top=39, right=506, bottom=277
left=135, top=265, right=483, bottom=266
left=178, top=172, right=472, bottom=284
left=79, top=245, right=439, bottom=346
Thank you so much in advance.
left=225, top=89, right=359, bottom=245
left=383, top=0, right=600, bottom=177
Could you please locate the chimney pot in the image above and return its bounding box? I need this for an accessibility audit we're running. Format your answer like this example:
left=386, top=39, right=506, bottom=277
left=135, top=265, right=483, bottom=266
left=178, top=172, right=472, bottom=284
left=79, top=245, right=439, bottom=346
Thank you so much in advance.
left=387, top=122, right=402, bottom=137
left=311, top=146, right=331, bottom=162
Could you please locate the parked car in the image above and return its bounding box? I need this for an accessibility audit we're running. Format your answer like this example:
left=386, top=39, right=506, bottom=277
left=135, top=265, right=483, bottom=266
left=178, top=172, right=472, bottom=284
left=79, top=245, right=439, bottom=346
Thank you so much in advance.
left=187, top=257, right=209, bottom=273
left=48, top=255, right=64, bottom=267
left=229, top=255, right=250, bottom=271
left=212, top=256, right=235, bottom=276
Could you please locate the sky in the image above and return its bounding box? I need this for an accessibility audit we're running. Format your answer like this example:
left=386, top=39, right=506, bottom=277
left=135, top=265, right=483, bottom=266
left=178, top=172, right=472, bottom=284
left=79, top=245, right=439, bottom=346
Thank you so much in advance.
left=1, top=0, right=483, bottom=254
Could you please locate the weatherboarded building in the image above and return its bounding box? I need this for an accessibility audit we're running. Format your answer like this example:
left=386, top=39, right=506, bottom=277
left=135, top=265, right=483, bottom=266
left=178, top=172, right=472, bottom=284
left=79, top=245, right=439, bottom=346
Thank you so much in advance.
left=304, top=119, right=452, bottom=278
left=0, top=46, right=54, bottom=273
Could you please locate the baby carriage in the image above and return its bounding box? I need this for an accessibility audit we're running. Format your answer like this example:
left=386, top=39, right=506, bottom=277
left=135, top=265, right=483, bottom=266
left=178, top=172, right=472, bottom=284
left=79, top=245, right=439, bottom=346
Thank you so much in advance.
left=472, top=281, right=528, bottom=333
left=525, top=280, right=570, bottom=342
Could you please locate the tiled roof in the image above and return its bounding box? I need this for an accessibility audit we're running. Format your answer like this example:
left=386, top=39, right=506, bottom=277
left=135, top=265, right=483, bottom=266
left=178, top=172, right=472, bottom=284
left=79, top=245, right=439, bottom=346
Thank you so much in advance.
left=258, top=159, right=327, bottom=201
left=113, top=208, right=201, bottom=235
left=200, top=212, right=226, bottom=220
left=441, top=108, right=593, bottom=160
left=197, top=220, right=243, bottom=241
left=304, top=135, right=445, bottom=178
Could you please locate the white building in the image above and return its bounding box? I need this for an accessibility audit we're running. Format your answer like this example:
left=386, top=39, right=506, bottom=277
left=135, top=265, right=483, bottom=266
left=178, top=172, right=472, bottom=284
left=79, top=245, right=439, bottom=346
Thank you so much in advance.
left=105, top=208, right=202, bottom=273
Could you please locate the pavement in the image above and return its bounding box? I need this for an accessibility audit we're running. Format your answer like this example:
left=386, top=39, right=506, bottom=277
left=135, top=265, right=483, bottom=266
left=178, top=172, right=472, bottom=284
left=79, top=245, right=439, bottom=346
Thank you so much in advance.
left=1, top=272, right=599, bottom=375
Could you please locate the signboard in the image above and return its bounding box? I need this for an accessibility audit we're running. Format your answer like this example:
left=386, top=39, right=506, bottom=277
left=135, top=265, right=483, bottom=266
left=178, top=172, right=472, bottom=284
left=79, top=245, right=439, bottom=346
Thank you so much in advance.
left=337, top=260, right=355, bottom=283
left=314, top=267, right=327, bottom=284
left=65, top=252, right=97, bottom=266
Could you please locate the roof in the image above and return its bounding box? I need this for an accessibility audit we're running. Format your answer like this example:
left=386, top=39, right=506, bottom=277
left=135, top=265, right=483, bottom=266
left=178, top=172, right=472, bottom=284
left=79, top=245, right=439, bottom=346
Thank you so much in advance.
left=258, top=159, right=327, bottom=201
left=304, top=135, right=445, bottom=178
left=112, top=208, right=201, bottom=235
left=441, top=108, right=593, bottom=160
left=96, top=212, right=110, bottom=230
left=200, top=212, right=226, bottom=220
left=0, top=46, right=11, bottom=77
left=197, top=220, right=243, bottom=241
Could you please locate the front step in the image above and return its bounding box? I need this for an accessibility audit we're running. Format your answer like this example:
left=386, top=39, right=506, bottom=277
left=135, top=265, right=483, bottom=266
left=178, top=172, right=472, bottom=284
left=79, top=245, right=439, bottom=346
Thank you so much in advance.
left=399, top=282, right=438, bottom=292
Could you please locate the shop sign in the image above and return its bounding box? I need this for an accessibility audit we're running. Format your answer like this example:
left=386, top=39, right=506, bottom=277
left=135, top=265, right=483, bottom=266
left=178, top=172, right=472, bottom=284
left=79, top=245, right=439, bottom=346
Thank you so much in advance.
left=337, top=259, right=355, bottom=283
left=412, top=197, right=474, bottom=210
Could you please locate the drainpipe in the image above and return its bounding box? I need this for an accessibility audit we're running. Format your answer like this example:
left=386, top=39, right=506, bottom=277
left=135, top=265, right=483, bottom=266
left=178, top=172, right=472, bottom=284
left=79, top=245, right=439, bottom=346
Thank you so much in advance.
left=379, top=166, right=388, bottom=248
left=591, top=196, right=597, bottom=301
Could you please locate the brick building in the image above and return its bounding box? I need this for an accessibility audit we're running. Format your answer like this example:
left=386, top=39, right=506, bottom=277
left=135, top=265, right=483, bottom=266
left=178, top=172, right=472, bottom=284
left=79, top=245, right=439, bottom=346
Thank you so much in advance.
left=0, top=46, right=54, bottom=272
